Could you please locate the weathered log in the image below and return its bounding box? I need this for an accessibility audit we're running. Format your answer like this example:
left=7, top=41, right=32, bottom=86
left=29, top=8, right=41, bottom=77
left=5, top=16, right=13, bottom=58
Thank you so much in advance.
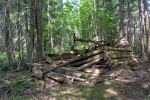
left=31, top=63, right=43, bottom=79
left=41, top=63, right=59, bottom=76
left=45, top=72, right=65, bottom=82
left=77, top=58, right=101, bottom=71
left=46, top=48, right=104, bottom=72
left=105, top=47, right=132, bottom=52
left=53, top=69, right=82, bottom=77
left=94, top=64, right=108, bottom=68
left=45, top=72, right=87, bottom=82
left=107, top=52, right=133, bottom=60
left=58, top=67, right=90, bottom=77
left=110, top=58, right=131, bottom=63
left=70, top=54, right=107, bottom=67
left=83, top=68, right=105, bottom=76
left=111, top=61, right=129, bottom=69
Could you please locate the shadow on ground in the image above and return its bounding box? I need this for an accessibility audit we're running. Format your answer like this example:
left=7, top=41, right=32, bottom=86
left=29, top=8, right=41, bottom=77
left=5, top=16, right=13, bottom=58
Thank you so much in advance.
left=0, top=62, right=150, bottom=100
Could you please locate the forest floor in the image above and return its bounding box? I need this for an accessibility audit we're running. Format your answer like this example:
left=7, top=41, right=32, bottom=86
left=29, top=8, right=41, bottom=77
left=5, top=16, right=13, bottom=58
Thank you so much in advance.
left=0, top=61, right=150, bottom=100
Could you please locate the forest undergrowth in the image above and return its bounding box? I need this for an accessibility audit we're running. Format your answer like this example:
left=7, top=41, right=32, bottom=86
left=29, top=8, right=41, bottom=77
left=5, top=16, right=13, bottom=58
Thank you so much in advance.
left=0, top=61, right=150, bottom=100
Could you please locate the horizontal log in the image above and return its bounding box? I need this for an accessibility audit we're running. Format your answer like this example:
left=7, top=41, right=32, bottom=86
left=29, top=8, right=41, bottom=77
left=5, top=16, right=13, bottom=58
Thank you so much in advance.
left=105, top=47, right=132, bottom=52
left=47, top=49, right=104, bottom=71
left=71, top=54, right=107, bottom=67
left=107, top=52, right=133, bottom=60
left=110, top=58, right=131, bottom=63
left=77, top=58, right=101, bottom=71
left=45, top=72, right=87, bottom=82
left=53, top=69, right=82, bottom=77
left=111, top=61, right=129, bottom=69
left=94, top=64, right=108, bottom=68
left=45, top=72, right=65, bottom=82
left=83, top=68, right=105, bottom=76
left=58, top=67, right=90, bottom=77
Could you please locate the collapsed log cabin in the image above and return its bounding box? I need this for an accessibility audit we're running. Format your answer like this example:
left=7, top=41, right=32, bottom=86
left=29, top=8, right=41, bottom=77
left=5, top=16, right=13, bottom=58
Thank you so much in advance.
left=30, top=36, right=138, bottom=86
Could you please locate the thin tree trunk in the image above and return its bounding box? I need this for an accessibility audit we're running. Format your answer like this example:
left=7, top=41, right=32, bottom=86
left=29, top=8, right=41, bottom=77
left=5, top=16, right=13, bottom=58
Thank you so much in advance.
left=24, top=0, right=29, bottom=62
left=17, top=0, right=21, bottom=70
left=119, top=0, right=124, bottom=37
left=61, top=0, right=65, bottom=52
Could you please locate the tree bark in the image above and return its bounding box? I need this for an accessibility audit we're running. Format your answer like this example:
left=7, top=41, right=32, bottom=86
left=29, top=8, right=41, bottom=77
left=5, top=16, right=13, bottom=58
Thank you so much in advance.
left=29, top=0, right=35, bottom=64
left=3, top=0, right=15, bottom=66
left=24, top=0, right=29, bottom=62
left=36, top=0, right=43, bottom=62
left=143, top=0, right=150, bottom=61
left=138, top=0, right=147, bottom=60
left=119, top=0, right=124, bottom=38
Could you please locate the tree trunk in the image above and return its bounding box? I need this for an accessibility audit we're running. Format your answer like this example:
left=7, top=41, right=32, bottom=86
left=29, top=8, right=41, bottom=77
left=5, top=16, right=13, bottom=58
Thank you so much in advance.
left=119, top=0, right=124, bottom=38
left=24, top=0, right=29, bottom=62
left=29, top=0, right=35, bottom=64
left=3, top=0, right=15, bottom=66
left=143, top=0, right=150, bottom=61
left=35, top=0, right=43, bottom=62
left=17, top=0, right=21, bottom=70
left=138, top=0, right=147, bottom=60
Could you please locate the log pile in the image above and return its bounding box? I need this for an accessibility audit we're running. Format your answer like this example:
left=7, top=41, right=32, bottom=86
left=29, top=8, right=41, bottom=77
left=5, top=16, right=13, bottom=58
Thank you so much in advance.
left=30, top=37, right=137, bottom=86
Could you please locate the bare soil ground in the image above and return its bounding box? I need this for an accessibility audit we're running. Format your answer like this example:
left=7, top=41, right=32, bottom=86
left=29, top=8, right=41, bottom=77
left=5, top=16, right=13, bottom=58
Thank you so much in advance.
left=0, top=61, right=150, bottom=100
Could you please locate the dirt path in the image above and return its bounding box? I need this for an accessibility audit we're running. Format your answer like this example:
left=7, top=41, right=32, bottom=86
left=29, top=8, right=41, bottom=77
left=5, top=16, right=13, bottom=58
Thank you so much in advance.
left=105, top=62, right=150, bottom=100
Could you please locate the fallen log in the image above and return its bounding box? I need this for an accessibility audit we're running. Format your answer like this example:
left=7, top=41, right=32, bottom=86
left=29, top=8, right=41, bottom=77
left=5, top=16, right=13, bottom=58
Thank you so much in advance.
left=70, top=53, right=107, bottom=67
left=58, top=67, right=90, bottom=77
left=45, top=72, right=65, bottom=82
left=83, top=68, right=105, bottom=76
left=94, top=64, right=108, bottom=68
left=45, top=72, right=87, bottom=82
left=77, top=58, right=101, bottom=71
left=31, top=63, right=43, bottom=79
left=53, top=69, right=83, bottom=77
left=110, top=58, right=131, bottom=63
left=105, top=47, right=132, bottom=52
left=45, top=48, right=104, bottom=71
left=107, top=52, right=133, bottom=60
